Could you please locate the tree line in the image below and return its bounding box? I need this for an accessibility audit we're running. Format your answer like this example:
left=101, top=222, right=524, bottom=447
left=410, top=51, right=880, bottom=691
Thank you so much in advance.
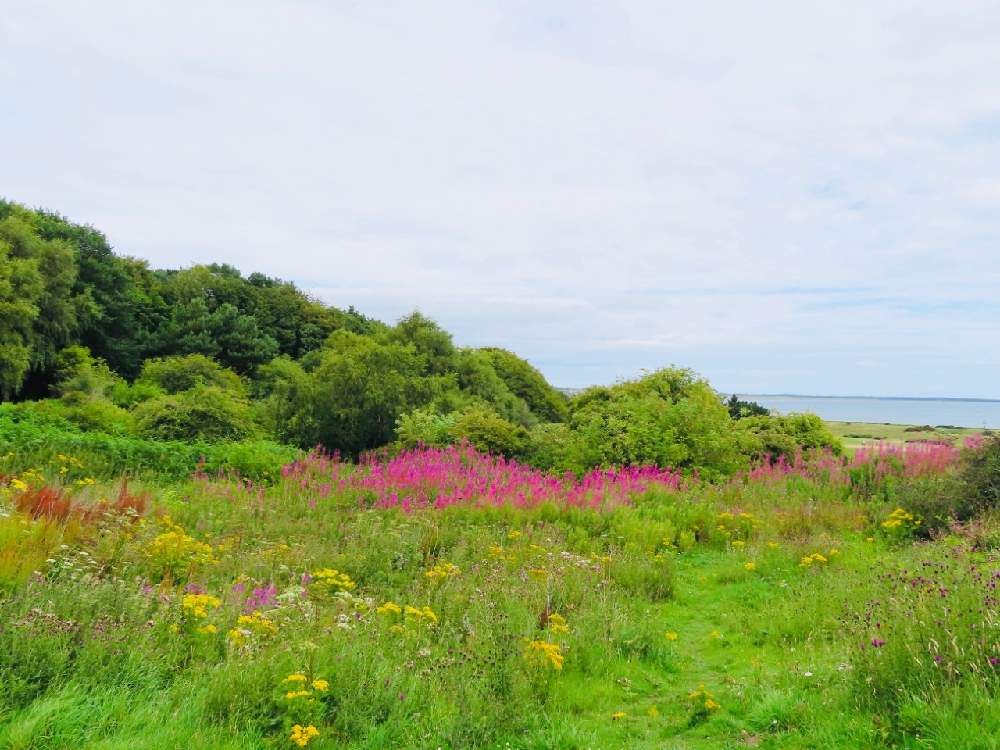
left=0, top=199, right=840, bottom=476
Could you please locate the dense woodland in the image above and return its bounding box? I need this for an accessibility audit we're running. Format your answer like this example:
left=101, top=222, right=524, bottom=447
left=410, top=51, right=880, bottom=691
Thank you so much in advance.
left=0, top=199, right=838, bottom=476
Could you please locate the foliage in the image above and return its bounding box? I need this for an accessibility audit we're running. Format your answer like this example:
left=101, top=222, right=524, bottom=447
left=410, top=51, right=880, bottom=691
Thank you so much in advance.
left=726, top=394, right=769, bottom=419
left=133, top=386, right=259, bottom=442
left=567, top=368, right=750, bottom=479
left=137, top=354, right=245, bottom=395
left=0, top=404, right=294, bottom=481
left=737, top=413, right=843, bottom=460
left=481, top=348, right=569, bottom=423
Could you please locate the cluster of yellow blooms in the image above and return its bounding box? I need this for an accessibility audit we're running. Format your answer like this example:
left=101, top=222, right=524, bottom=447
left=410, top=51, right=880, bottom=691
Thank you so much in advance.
left=425, top=561, right=460, bottom=581
left=524, top=640, right=564, bottom=670
left=147, top=518, right=216, bottom=570
left=546, top=613, right=570, bottom=634
left=282, top=673, right=329, bottom=700
left=289, top=724, right=320, bottom=747
left=882, top=507, right=920, bottom=531
left=687, top=684, right=721, bottom=713
left=799, top=548, right=839, bottom=567
left=229, top=611, right=279, bottom=645
left=311, top=568, right=356, bottom=593
left=376, top=602, right=438, bottom=632
left=181, top=593, right=221, bottom=619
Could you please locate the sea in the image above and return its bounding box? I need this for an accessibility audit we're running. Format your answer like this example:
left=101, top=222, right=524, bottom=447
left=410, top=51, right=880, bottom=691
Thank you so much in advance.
left=737, top=395, right=1000, bottom=429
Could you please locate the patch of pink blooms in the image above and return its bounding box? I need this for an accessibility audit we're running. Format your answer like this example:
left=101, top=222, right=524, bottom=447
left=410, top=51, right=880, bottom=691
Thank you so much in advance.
left=281, top=443, right=683, bottom=510
left=744, top=438, right=976, bottom=484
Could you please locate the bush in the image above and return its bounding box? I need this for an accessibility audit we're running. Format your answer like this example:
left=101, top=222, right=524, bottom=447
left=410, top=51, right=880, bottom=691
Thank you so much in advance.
left=137, top=354, right=245, bottom=395
left=737, top=413, right=842, bottom=461
left=0, top=405, right=296, bottom=481
left=958, top=435, right=1000, bottom=515
left=448, top=406, right=529, bottom=458
left=133, top=386, right=259, bottom=442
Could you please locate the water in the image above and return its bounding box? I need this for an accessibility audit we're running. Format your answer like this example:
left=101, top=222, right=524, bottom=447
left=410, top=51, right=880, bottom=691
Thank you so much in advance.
left=737, top=394, right=1000, bottom=429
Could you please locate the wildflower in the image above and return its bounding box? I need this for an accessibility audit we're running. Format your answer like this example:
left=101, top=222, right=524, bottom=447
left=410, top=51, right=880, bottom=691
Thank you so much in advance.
left=524, top=640, right=564, bottom=670
left=744, top=562, right=756, bottom=571
left=285, top=689, right=311, bottom=700
left=547, top=613, right=570, bottom=634
left=237, top=611, right=278, bottom=636
left=527, top=568, right=548, bottom=579
left=704, top=698, right=721, bottom=711
left=425, top=561, right=460, bottom=581
left=731, top=540, right=746, bottom=549
left=664, top=631, right=679, bottom=641
left=228, top=628, right=246, bottom=646
left=767, top=541, right=779, bottom=549
left=311, top=568, right=356, bottom=592
left=181, top=593, right=221, bottom=619
left=312, top=679, right=329, bottom=692
left=611, top=711, right=626, bottom=720
left=507, top=530, right=522, bottom=539
left=377, top=601, right=402, bottom=616
left=196, top=623, right=218, bottom=635
left=648, top=705, right=659, bottom=718
left=289, top=724, right=319, bottom=747
left=709, top=630, right=722, bottom=640
left=871, top=638, right=886, bottom=648
left=283, top=674, right=309, bottom=684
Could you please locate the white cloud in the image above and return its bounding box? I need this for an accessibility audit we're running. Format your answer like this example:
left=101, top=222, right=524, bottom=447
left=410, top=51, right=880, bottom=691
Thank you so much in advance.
left=2, top=1, right=999, bottom=397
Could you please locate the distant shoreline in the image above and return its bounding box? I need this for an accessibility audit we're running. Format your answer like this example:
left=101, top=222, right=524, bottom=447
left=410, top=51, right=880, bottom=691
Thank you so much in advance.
left=739, top=393, right=1000, bottom=404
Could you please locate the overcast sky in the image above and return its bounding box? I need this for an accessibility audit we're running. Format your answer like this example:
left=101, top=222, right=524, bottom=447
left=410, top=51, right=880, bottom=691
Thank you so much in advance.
left=3, top=2, right=999, bottom=397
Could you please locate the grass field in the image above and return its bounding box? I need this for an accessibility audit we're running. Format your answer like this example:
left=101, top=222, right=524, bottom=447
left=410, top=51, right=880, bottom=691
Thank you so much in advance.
left=1, top=444, right=999, bottom=749
left=825, top=420, right=988, bottom=451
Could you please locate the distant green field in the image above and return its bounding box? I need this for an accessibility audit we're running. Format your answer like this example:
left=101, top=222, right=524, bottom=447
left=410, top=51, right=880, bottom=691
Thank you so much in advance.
left=825, top=420, right=989, bottom=451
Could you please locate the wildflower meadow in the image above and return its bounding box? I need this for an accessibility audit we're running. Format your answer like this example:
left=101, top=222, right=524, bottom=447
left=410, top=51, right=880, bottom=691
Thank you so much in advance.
left=1, top=435, right=999, bottom=750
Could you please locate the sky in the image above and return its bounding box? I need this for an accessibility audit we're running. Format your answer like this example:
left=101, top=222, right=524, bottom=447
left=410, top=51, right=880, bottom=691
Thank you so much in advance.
left=2, top=2, right=999, bottom=398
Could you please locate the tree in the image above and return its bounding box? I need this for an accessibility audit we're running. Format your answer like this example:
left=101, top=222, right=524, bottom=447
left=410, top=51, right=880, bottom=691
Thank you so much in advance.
left=481, top=348, right=569, bottom=422
left=273, top=331, right=445, bottom=454
left=0, top=215, right=90, bottom=397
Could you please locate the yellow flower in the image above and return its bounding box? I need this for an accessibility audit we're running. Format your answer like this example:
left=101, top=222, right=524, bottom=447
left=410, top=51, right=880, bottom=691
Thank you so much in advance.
left=527, top=568, right=548, bottom=579
left=289, top=724, right=319, bottom=747
left=228, top=628, right=247, bottom=645
left=196, top=623, right=218, bottom=635
left=547, top=613, right=570, bottom=634
left=377, top=601, right=402, bottom=616
left=311, top=679, right=329, bottom=692
left=285, top=689, right=311, bottom=700
left=524, top=640, right=564, bottom=670
left=664, top=631, right=679, bottom=641
left=611, top=711, right=626, bottom=720
left=507, top=530, right=522, bottom=539
left=744, top=561, right=756, bottom=571
left=311, top=567, right=356, bottom=592
left=731, top=540, right=746, bottom=548
left=709, top=630, right=722, bottom=640
left=704, top=698, right=721, bottom=711
left=648, top=705, right=659, bottom=718
left=283, top=674, right=308, bottom=684
left=425, top=561, right=460, bottom=581
left=767, top=541, right=779, bottom=549
left=181, top=593, right=221, bottom=619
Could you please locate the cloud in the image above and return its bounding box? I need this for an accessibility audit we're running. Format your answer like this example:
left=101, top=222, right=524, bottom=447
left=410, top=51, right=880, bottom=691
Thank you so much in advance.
left=2, top=1, right=999, bottom=397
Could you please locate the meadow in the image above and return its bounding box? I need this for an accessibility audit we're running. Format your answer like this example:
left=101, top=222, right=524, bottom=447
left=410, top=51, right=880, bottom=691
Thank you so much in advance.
left=2, top=437, right=999, bottom=750
left=826, top=421, right=987, bottom=452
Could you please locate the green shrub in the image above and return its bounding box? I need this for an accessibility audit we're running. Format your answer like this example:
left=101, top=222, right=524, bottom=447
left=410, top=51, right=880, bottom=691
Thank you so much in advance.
left=137, top=354, right=245, bottom=395
left=0, top=404, right=295, bottom=481
left=958, top=436, right=1000, bottom=515
left=736, top=413, right=842, bottom=460
left=133, top=386, right=259, bottom=442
